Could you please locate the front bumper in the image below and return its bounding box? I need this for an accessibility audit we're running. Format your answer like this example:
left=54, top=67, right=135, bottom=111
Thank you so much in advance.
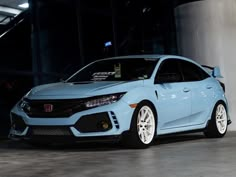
left=9, top=100, right=134, bottom=142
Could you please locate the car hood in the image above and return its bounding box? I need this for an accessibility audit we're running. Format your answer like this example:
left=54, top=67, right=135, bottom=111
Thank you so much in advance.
left=27, top=81, right=144, bottom=99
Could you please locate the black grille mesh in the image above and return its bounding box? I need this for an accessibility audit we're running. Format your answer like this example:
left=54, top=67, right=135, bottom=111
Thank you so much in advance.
left=22, top=98, right=87, bottom=118
left=31, top=127, right=72, bottom=136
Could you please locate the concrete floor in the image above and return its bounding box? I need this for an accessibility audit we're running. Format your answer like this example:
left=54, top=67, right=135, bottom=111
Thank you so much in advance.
left=0, top=132, right=236, bottom=177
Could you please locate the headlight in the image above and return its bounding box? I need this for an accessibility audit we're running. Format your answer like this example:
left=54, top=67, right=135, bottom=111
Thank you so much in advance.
left=17, top=90, right=32, bottom=110
left=85, top=93, right=126, bottom=108
left=18, top=99, right=31, bottom=112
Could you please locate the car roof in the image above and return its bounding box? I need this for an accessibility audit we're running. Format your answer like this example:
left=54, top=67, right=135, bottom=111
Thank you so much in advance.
left=104, top=54, right=163, bottom=59
left=98, top=54, right=203, bottom=69
left=100, top=54, right=192, bottom=61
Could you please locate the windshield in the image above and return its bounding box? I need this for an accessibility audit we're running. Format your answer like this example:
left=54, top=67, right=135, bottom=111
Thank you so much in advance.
left=67, top=58, right=159, bottom=82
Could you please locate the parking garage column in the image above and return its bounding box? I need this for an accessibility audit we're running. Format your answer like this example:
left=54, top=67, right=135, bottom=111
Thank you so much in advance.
left=175, top=0, right=236, bottom=130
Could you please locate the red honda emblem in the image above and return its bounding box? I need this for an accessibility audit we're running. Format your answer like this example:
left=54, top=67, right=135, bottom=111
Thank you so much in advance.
left=44, top=104, right=54, bottom=113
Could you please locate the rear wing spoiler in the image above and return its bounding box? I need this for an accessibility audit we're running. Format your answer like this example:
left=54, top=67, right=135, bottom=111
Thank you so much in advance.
left=202, top=65, right=223, bottom=78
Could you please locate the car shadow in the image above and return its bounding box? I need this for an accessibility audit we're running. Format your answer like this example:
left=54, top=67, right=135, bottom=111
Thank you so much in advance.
left=0, top=133, right=205, bottom=152
left=154, top=133, right=205, bottom=145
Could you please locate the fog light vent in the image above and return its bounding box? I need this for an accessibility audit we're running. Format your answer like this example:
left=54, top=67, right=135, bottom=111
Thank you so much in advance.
left=11, top=113, right=27, bottom=132
left=110, top=112, right=120, bottom=129
left=75, top=112, right=112, bottom=133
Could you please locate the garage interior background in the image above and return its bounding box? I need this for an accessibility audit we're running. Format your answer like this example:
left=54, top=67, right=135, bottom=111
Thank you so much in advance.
left=0, top=0, right=235, bottom=136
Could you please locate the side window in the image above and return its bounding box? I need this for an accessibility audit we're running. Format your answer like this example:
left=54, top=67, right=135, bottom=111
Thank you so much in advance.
left=155, top=59, right=183, bottom=84
left=180, top=60, right=210, bottom=82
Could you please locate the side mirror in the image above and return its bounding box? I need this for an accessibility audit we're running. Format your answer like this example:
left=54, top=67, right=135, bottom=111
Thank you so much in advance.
left=156, top=73, right=181, bottom=84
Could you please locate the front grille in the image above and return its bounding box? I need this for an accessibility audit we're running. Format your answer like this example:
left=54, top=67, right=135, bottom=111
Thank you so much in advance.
left=31, top=126, right=72, bottom=136
left=22, top=98, right=87, bottom=118
left=11, top=113, right=27, bottom=132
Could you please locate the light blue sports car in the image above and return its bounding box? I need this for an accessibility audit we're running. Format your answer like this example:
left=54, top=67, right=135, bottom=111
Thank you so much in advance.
left=9, top=55, right=231, bottom=148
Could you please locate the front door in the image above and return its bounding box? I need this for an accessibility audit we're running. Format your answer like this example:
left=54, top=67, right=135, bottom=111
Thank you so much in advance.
left=155, top=59, right=191, bottom=130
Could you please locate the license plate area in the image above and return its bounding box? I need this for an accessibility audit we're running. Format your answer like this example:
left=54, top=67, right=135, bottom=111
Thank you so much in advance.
left=31, top=127, right=71, bottom=136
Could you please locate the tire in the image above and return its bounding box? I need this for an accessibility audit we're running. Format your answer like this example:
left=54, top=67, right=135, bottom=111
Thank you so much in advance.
left=204, top=102, right=228, bottom=138
left=122, top=101, right=157, bottom=149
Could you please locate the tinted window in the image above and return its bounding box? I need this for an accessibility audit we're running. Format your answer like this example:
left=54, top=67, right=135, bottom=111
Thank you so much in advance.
left=67, top=58, right=159, bottom=82
left=180, top=60, right=210, bottom=82
left=155, top=59, right=183, bottom=83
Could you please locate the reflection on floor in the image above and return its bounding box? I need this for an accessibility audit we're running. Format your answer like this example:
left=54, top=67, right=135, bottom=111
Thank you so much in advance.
left=0, top=132, right=236, bottom=177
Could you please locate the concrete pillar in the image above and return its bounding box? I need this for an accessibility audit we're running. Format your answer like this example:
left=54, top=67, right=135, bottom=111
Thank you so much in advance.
left=175, top=0, right=236, bottom=130
left=30, top=0, right=81, bottom=85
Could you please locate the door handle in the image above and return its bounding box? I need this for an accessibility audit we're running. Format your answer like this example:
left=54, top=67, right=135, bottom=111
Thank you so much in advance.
left=183, top=88, right=190, bottom=92
left=206, top=85, right=213, bottom=89
left=155, top=90, right=158, bottom=99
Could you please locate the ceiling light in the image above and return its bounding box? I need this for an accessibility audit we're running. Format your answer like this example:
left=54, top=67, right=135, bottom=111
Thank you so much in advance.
left=105, top=41, right=112, bottom=47
left=0, top=6, right=21, bottom=15
left=18, top=3, right=29, bottom=9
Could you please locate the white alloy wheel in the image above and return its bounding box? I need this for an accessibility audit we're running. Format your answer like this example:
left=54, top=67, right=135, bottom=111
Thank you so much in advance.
left=215, top=104, right=227, bottom=134
left=137, top=106, right=155, bottom=144
left=204, top=102, right=228, bottom=138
